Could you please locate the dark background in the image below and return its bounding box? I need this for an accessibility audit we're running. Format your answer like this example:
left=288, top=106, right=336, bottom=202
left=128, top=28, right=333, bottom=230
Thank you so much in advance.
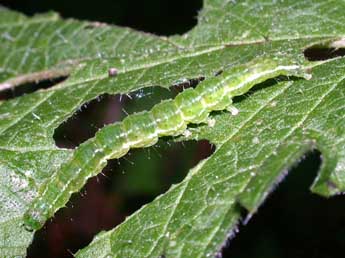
left=1, top=0, right=345, bottom=257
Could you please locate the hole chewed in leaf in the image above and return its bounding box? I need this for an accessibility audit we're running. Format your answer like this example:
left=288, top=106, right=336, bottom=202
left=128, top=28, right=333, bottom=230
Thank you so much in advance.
left=54, top=86, right=178, bottom=149
left=54, top=93, right=124, bottom=149
left=0, top=74, right=69, bottom=101
left=304, top=39, right=345, bottom=61
left=27, top=139, right=215, bottom=258
left=304, top=47, right=345, bottom=61
left=54, top=78, right=205, bottom=149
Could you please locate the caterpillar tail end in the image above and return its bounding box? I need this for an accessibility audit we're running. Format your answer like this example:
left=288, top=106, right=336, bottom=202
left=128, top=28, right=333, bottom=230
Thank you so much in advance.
left=23, top=208, right=46, bottom=231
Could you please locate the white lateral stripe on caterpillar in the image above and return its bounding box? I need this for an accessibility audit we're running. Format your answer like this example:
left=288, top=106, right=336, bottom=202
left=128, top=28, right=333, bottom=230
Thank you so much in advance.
left=23, top=58, right=311, bottom=231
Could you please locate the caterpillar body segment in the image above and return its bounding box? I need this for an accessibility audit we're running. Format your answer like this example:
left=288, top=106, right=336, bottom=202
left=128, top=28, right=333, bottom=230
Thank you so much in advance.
left=122, top=111, right=158, bottom=148
left=23, top=125, right=129, bottom=230
left=23, top=59, right=311, bottom=231
left=151, top=100, right=186, bottom=136
left=95, top=123, right=128, bottom=158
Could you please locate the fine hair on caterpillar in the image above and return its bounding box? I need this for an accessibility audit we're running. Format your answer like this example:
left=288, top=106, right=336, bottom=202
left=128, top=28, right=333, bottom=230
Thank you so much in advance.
left=23, top=58, right=312, bottom=231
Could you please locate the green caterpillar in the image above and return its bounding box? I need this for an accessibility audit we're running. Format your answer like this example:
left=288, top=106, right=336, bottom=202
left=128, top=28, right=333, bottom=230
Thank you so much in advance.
left=23, top=58, right=311, bottom=231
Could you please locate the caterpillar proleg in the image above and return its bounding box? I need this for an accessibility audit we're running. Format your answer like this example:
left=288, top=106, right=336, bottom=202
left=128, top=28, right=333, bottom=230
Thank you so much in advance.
left=23, top=59, right=311, bottom=230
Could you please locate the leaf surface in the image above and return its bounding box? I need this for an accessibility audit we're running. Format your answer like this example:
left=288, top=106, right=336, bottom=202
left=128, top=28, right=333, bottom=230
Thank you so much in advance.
left=0, top=1, right=344, bottom=257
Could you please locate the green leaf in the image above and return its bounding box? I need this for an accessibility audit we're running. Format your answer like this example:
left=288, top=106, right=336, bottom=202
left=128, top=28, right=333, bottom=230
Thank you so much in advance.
left=0, top=1, right=344, bottom=257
